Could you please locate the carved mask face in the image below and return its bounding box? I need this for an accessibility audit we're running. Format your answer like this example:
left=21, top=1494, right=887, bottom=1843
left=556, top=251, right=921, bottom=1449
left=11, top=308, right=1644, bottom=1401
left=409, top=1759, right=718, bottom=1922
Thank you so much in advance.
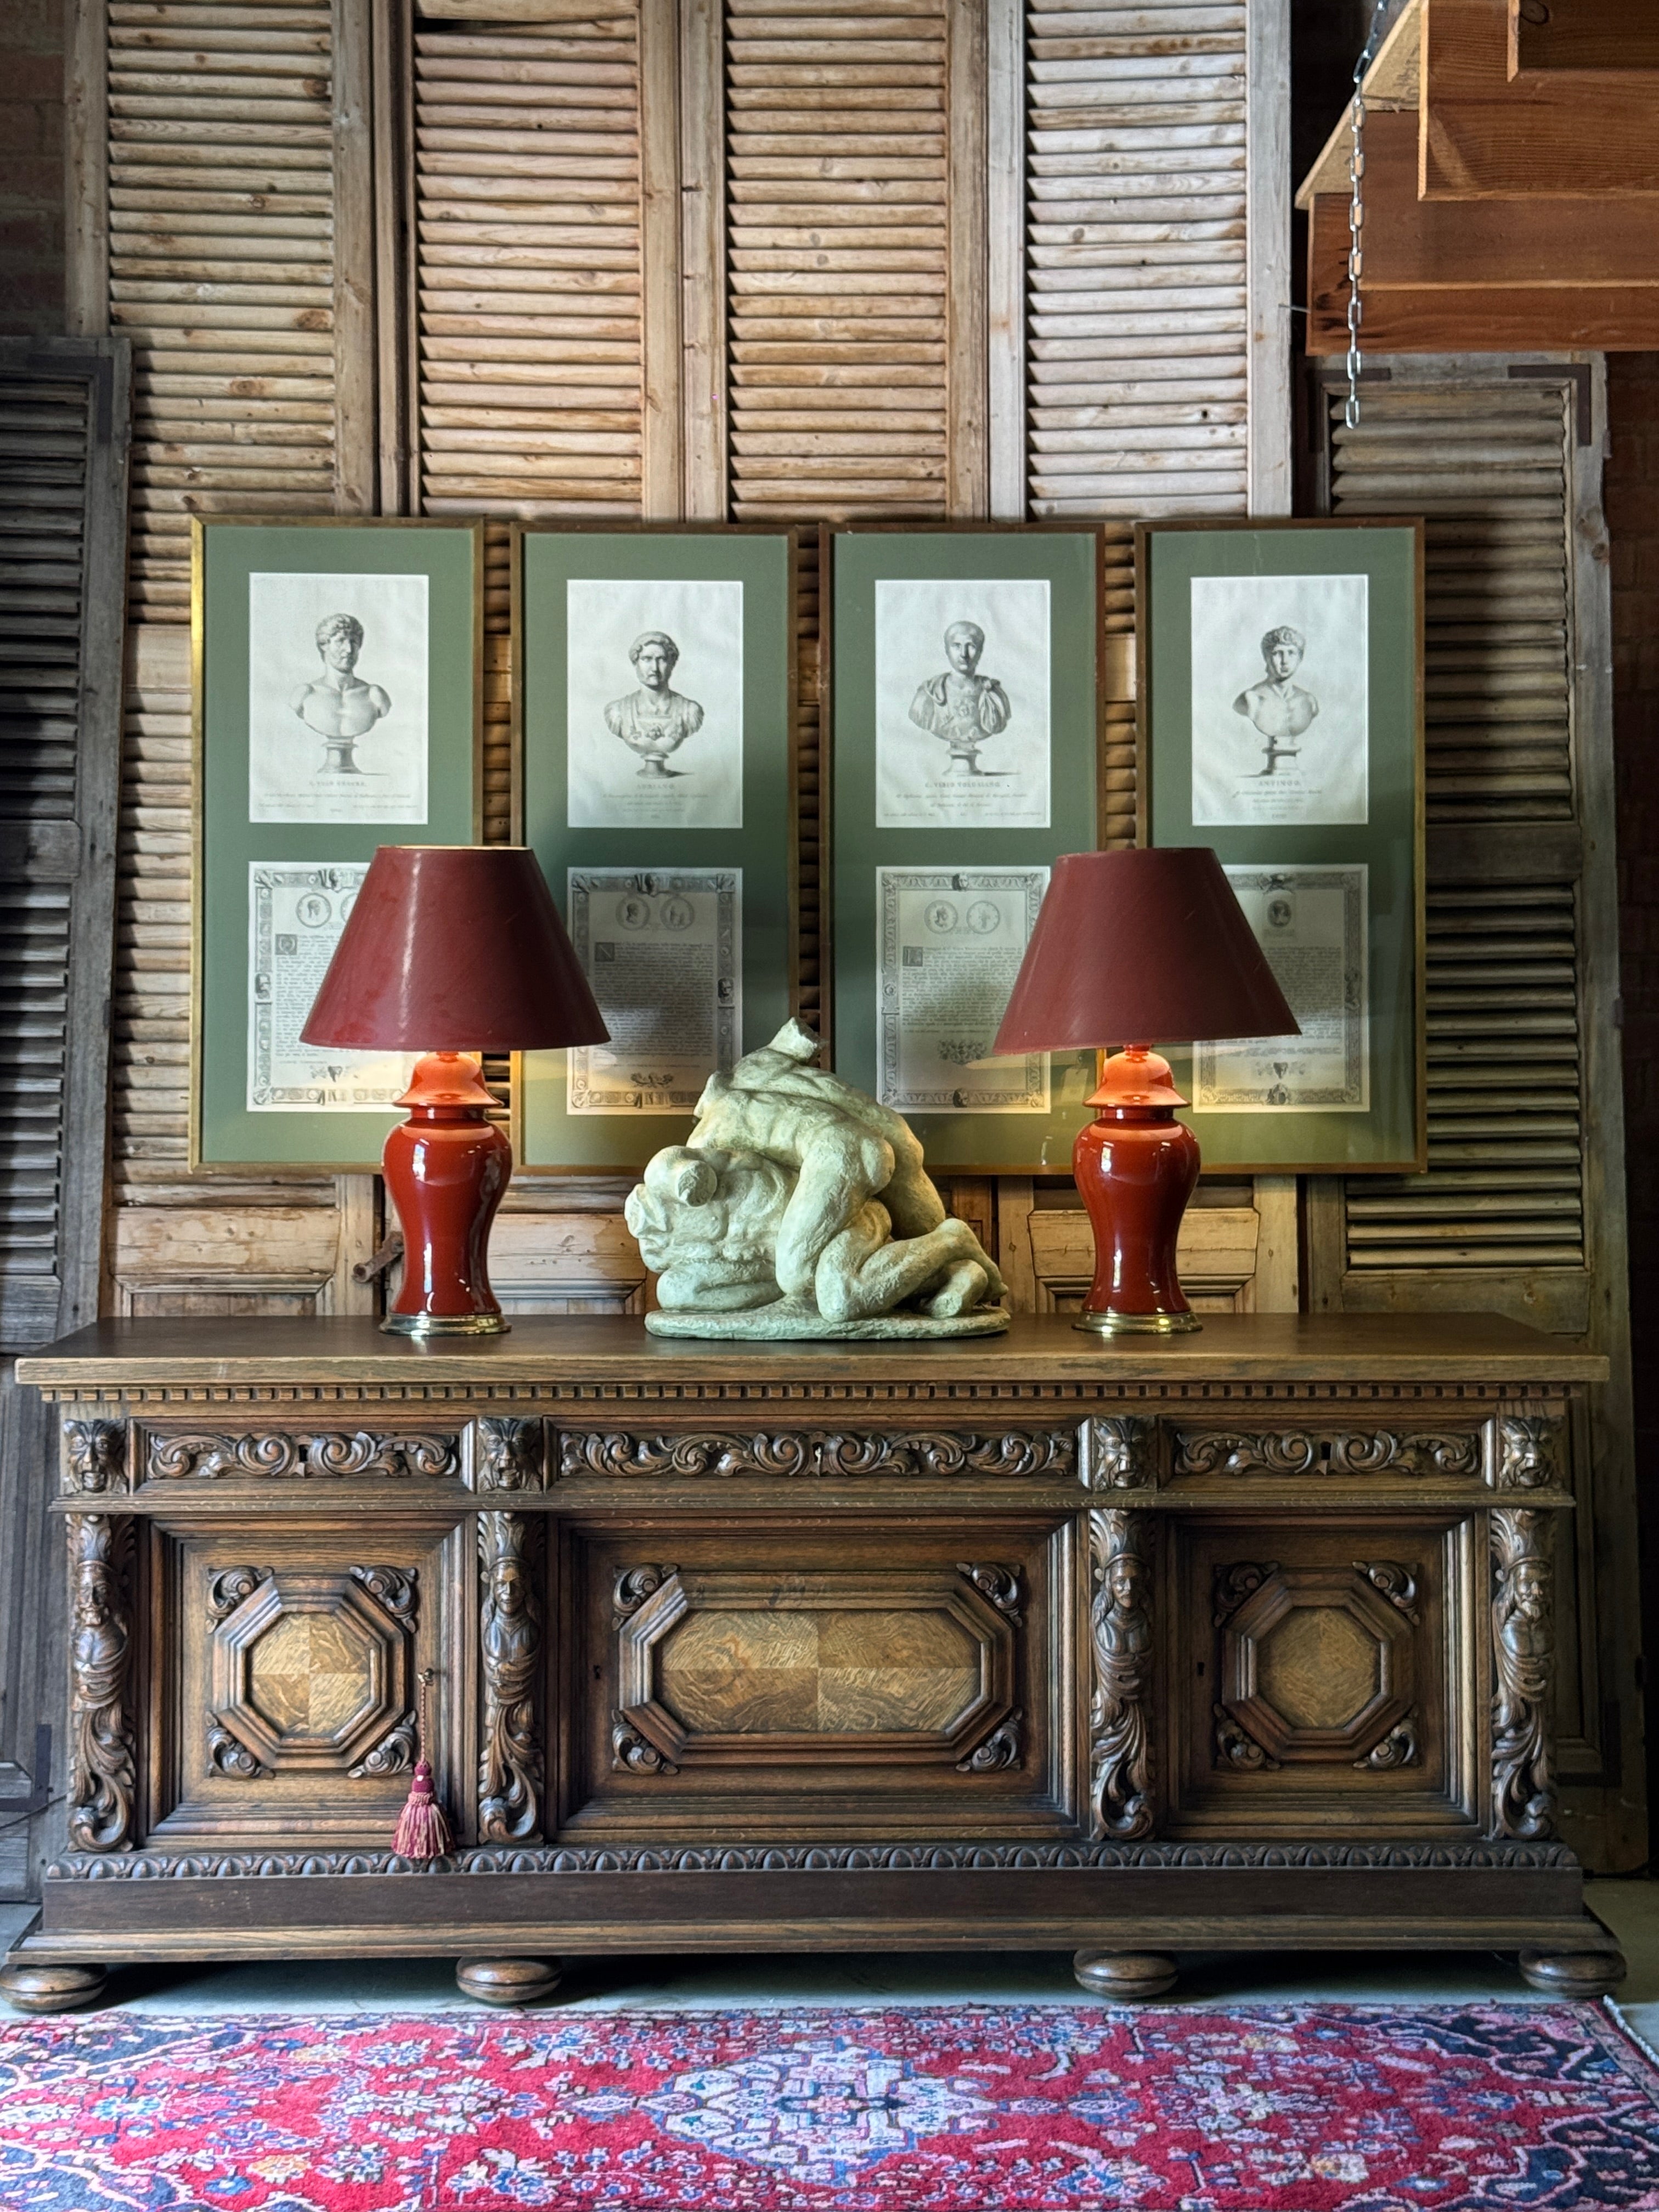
left=1107, top=1558, right=1141, bottom=1610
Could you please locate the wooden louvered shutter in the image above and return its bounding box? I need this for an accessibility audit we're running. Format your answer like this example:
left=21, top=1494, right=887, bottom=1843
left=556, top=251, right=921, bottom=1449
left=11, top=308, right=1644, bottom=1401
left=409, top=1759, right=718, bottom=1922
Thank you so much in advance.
left=0, top=339, right=130, bottom=1882
left=0, top=339, right=129, bottom=1349
left=1308, top=358, right=1639, bottom=1863
left=726, top=0, right=950, bottom=522
left=108, top=0, right=341, bottom=615
left=1311, top=370, right=1607, bottom=1319
left=1023, top=0, right=1251, bottom=522
left=410, top=8, right=645, bottom=522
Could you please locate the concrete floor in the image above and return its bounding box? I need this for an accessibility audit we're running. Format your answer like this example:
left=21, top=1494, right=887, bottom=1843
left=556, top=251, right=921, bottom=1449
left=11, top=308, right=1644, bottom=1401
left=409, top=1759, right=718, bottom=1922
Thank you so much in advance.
left=6, top=1876, right=1658, bottom=2030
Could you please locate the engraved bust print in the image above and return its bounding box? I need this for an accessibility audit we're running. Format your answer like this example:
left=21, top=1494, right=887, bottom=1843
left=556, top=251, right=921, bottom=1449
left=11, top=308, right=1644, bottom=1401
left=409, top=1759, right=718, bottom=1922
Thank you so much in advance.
left=1233, top=624, right=1319, bottom=775
left=605, top=630, right=706, bottom=778
left=290, top=613, right=391, bottom=774
left=909, top=620, right=1012, bottom=775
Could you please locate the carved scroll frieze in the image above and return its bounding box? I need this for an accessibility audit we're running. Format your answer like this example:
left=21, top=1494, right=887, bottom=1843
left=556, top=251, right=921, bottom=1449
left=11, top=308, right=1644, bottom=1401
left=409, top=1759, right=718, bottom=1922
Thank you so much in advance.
left=1176, top=1429, right=1482, bottom=1481
left=956, top=1712, right=1023, bottom=1774
left=565, top=1432, right=814, bottom=1481
left=478, top=1514, right=542, bottom=1843
left=1353, top=1561, right=1420, bottom=1624
left=1177, top=1432, right=1316, bottom=1479
left=1328, top=1432, right=1481, bottom=1480
left=472, top=1417, right=546, bottom=1492
left=1489, top=1417, right=1562, bottom=1492
left=1356, top=1715, right=1419, bottom=1771
left=145, top=1430, right=460, bottom=1483
left=66, top=1516, right=137, bottom=1851
left=1078, top=1416, right=1157, bottom=1492
left=1087, top=1509, right=1154, bottom=1839
left=1491, top=1507, right=1555, bottom=1839
left=957, top=1563, right=1022, bottom=1624
left=612, top=1712, right=678, bottom=1776
left=1214, top=1707, right=1280, bottom=1771
left=557, top=1428, right=1074, bottom=1483
left=62, top=1420, right=127, bottom=1496
left=1213, top=1561, right=1279, bottom=1627
left=613, top=1564, right=678, bottom=1628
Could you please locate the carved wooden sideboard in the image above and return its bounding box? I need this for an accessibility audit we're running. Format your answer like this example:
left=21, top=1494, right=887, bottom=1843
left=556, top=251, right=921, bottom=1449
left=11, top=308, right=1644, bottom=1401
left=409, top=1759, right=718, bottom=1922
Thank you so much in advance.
left=1, top=1313, right=1626, bottom=2011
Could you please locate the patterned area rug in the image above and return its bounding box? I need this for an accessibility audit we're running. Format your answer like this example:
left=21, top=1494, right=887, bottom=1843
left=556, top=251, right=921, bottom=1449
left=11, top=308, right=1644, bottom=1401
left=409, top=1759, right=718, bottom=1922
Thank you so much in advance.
left=2, top=2001, right=1657, bottom=2210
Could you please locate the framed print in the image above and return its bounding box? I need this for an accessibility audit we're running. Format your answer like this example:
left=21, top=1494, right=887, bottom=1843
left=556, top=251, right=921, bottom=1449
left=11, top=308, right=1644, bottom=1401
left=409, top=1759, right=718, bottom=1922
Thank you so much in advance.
left=831, top=526, right=1103, bottom=1172
left=515, top=526, right=795, bottom=1171
left=191, top=517, right=483, bottom=1171
left=1137, top=518, right=1425, bottom=1173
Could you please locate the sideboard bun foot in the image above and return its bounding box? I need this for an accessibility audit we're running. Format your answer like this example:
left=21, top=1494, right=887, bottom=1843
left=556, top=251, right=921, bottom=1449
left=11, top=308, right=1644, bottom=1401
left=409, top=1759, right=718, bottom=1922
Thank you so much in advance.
left=0, top=1963, right=108, bottom=2015
left=455, top=1957, right=563, bottom=2007
left=1517, top=1946, right=1628, bottom=1997
left=1073, top=1950, right=1178, bottom=2001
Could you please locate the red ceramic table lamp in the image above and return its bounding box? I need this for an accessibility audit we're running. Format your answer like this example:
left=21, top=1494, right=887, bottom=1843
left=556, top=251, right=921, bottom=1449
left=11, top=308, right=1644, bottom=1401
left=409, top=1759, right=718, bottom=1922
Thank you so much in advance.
left=301, top=846, right=607, bottom=1336
left=992, top=848, right=1298, bottom=1336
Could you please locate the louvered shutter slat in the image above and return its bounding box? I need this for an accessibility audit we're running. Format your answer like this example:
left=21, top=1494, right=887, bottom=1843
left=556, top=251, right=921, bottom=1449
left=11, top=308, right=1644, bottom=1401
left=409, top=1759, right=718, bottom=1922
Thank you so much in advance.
left=414, top=15, right=643, bottom=520
left=109, top=3, right=337, bottom=615
left=727, top=0, right=948, bottom=520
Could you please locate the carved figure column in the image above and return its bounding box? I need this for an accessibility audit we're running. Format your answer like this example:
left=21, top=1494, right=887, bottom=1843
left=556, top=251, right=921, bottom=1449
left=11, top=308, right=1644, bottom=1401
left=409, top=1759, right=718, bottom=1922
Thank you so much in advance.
left=1087, top=1508, right=1154, bottom=1839
left=478, top=1513, right=543, bottom=1843
left=66, top=1516, right=137, bottom=1852
left=1491, top=1506, right=1555, bottom=1839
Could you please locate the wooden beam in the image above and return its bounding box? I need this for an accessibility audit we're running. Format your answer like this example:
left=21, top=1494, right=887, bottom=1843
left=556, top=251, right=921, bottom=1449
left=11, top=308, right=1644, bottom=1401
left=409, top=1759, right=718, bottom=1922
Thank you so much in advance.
left=1423, top=0, right=1659, bottom=196
left=946, top=0, right=989, bottom=517
left=371, top=0, right=414, bottom=516
left=1295, top=0, right=1421, bottom=210
left=64, top=0, right=108, bottom=337
left=639, top=0, right=684, bottom=520
left=985, top=0, right=1025, bottom=522
left=1307, top=112, right=1659, bottom=350
left=1510, top=0, right=1659, bottom=76
left=680, top=0, right=726, bottom=520
left=1247, top=0, right=1292, bottom=516
left=332, top=0, right=377, bottom=512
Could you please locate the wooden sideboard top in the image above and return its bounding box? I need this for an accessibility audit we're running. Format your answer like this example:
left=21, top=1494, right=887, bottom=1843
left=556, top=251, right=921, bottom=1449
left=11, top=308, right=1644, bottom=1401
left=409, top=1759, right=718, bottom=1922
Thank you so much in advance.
left=16, top=1311, right=1609, bottom=1389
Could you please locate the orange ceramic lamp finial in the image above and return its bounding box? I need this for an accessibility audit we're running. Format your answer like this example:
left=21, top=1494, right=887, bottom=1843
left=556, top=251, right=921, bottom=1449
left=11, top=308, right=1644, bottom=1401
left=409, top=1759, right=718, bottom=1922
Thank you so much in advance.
left=301, top=846, right=607, bottom=1336
left=992, top=849, right=1297, bottom=1336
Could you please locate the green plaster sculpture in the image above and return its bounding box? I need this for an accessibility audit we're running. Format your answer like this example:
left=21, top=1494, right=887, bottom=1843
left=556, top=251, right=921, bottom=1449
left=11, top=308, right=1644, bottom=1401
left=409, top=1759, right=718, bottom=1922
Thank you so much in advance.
left=625, top=1018, right=1011, bottom=1340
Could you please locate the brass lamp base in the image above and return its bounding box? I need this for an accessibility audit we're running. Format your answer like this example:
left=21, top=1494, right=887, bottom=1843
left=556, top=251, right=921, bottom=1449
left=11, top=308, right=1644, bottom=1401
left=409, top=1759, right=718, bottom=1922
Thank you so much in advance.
left=1074, top=1308, right=1202, bottom=1337
left=381, top=1311, right=511, bottom=1338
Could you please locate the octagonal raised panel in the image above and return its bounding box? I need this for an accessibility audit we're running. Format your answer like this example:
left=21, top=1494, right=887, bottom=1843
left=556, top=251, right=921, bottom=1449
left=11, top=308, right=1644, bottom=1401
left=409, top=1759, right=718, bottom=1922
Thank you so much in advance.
left=616, top=1567, right=1017, bottom=1769
left=210, top=1570, right=413, bottom=1773
left=1220, top=1567, right=1414, bottom=1765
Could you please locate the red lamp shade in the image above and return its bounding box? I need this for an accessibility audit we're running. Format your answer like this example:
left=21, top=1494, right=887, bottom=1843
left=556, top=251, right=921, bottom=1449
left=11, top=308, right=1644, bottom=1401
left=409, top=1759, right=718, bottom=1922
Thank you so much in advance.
left=301, top=844, right=606, bottom=1055
left=301, top=846, right=608, bottom=1338
left=992, top=848, right=1296, bottom=1056
left=993, top=849, right=1299, bottom=1339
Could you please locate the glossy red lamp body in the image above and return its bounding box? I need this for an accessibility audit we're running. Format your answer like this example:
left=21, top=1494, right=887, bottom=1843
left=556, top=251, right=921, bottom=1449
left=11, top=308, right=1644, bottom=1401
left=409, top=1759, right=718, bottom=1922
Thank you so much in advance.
left=993, top=849, right=1297, bottom=1336
left=301, top=847, right=607, bottom=1336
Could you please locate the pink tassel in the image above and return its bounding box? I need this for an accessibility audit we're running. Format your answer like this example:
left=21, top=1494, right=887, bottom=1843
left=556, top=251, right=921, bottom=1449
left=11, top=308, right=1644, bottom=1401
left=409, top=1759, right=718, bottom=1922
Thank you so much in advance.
left=394, top=1671, right=452, bottom=1861
left=394, top=1758, right=452, bottom=1861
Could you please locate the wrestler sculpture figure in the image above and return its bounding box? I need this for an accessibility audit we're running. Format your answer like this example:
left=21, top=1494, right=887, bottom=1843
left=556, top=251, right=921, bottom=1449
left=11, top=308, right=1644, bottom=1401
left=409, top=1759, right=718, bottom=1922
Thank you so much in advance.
left=625, top=1018, right=1009, bottom=1338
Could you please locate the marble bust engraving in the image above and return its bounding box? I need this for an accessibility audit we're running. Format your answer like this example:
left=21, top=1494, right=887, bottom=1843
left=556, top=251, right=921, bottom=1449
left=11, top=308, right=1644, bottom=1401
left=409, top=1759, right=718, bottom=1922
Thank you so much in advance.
left=605, top=630, right=706, bottom=778
left=291, top=613, right=391, bottom=775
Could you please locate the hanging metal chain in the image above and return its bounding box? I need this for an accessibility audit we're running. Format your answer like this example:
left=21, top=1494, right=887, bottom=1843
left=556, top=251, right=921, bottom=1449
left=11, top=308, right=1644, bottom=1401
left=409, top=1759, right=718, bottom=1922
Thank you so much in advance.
left=1346, top=0, right=1395, bottom=429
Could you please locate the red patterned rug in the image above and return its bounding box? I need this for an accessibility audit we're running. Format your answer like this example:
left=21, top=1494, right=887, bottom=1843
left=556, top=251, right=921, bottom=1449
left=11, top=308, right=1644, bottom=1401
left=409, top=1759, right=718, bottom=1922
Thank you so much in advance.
left=1, top=2001, right=1657, bottom=2210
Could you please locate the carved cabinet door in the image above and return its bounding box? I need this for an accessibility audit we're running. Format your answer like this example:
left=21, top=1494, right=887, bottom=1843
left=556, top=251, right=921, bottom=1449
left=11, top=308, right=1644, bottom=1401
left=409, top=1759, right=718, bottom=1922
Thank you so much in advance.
left=1164, top=1514, right=1485, bottom=1836
left=556, top=1516, right=1079, bottom=1842
left=148, top=1518, right=471, bottom=1848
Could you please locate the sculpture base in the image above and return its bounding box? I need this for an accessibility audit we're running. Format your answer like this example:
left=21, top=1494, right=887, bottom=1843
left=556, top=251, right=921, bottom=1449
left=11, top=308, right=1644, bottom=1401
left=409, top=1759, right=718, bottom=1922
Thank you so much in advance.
left=646, top=1303, right=1011, bottom=1341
